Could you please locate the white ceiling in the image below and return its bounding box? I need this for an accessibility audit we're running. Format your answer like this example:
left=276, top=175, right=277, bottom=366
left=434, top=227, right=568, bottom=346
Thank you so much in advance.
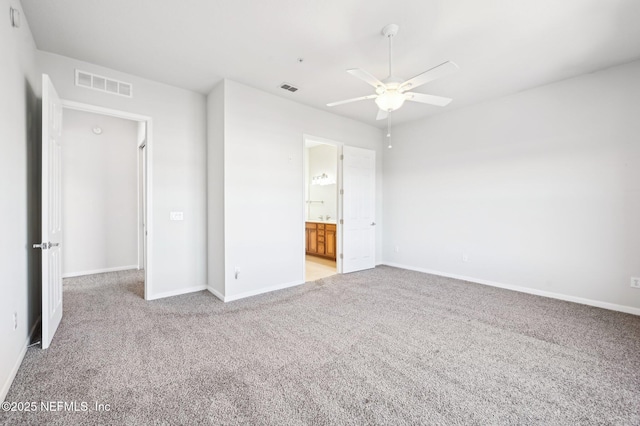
left=20, top=0, right=640, bottom=128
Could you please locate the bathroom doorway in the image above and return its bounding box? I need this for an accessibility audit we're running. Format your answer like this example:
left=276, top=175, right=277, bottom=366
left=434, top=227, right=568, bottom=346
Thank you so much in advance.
left=304, top=137, right=339, bottom=281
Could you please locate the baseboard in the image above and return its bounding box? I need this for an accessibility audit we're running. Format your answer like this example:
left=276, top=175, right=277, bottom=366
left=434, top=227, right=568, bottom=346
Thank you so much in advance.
left=63, top=265, right=139, bottom=278
left=146, top=285, right=207, bottom=301
left=222, top=280, right=305, bottom=303
left=207, top=287, right=225, bottom=302
left=383, top=262, right=640, bottom=316
left=1, top=316, right=40, bottom=402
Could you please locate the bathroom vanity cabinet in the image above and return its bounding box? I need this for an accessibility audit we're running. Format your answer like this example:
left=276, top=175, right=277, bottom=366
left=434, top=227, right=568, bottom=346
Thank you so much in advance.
left=305, top=222, right=336, bottom=260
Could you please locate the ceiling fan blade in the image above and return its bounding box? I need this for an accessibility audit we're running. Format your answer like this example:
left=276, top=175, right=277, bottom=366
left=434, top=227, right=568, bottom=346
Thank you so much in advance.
left=346, top=68, right=385, bottom=88
left=405, top=92, right=453, bottom=106
left=327, top=94, right=377, bottom=107
left=400, top=61, right=459, bottom=91
left=376, top=109, right=388, bottom=121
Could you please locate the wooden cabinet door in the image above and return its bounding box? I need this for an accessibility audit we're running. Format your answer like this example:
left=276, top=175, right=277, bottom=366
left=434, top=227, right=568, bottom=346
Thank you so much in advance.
left=326, top=229, right=336, bottom=259
left=306, top=222, right=317, bottom=254
left=309, top=227, right=317, bottom=254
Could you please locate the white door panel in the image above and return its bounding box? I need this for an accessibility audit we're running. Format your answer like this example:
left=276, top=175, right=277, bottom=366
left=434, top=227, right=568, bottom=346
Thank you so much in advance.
left=342, top=146, right=375, bottom=273
left=40, top=74, right=63, bottom=349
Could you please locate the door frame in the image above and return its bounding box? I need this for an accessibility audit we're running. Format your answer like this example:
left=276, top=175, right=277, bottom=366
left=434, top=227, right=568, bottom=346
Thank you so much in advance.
left=61, top=100, right=154, bottom=300
left=138, top=139, right=147, bottom=272
left=302, top=134, right=343, bottom=277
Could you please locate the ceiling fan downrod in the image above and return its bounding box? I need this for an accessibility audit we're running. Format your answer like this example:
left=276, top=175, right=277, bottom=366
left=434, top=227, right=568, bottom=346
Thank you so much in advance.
left=381, top=24, right=399, bottom=79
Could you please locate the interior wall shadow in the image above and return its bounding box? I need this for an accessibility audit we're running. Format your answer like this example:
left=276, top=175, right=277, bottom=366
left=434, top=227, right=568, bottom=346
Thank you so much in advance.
left=25, top=77, right=42, bottom=342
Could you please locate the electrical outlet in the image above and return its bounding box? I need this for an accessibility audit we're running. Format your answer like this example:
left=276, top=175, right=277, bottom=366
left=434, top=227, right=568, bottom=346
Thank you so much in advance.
left=462, top=253, right=469, bottom=262
left=631, top=277, right=640, bottom=289
left=394, top=246, right=400, bottom=253
left=169, top=211, right=184, bottom=221
left=13, top=312, right=17, bottom=330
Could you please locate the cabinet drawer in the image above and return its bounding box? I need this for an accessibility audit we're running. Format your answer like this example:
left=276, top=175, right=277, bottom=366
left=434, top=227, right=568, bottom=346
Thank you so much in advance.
left=317, top=224, right=325, bottom=230
left=318, top=236, right=325, bottom=243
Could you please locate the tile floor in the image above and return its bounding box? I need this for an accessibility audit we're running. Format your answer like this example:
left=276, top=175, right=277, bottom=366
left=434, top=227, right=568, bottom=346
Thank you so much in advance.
left=305, top=255, right=337, bottom=282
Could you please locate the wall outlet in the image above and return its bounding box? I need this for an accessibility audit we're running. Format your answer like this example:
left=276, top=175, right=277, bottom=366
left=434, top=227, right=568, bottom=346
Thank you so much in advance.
left=462, top=253, right=469, bottom=262
left=631, top=277, right=640, bottom=289
left=234, top=267, right=240, bottom=280
left=394, top=246, right=400, bottom=253
left=13, top=312, right=17, bottom=330
left=169, top=211, right=184, bottom=221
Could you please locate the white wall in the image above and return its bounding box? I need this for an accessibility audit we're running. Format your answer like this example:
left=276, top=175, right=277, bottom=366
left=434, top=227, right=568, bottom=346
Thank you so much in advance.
left=383, top=60, right=640, bottom=313
left=207, top=81, right=225, bottom=297
left=0, top=0, right=41, bottom=401
left=62, top=109, right=138, bottom=276
left=219, top=80, right=383, bottom=301
left=37, top=51, right=208, bottom=299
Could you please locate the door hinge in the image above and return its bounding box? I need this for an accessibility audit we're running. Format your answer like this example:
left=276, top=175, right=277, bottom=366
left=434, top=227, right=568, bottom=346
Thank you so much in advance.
left=340, top=189, right=344, bottom=195
left=340, top=253, right=343, bottom=259
left=340, top=154, right=344, bottom=160
left=340, top=219, right=344, bottom=225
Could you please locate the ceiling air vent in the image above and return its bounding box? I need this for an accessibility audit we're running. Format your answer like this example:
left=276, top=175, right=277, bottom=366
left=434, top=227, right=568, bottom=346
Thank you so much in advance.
left=75, top=69, right=133, bottom=98
left=279, top=82, right=299, bottom=93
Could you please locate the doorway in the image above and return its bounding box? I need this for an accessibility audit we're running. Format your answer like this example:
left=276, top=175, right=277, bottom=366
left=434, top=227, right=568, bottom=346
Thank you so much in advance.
left=60, top=101, right=153, bottom=299
left=302, top=135, right=377, bottom=282
left=304, top=137, right=340, bottom=281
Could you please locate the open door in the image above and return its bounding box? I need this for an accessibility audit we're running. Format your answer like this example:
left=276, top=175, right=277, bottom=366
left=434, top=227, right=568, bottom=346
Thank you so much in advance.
left=342, top=146, right=376, bottom=273
left=34, top=74, right=63, bottom=349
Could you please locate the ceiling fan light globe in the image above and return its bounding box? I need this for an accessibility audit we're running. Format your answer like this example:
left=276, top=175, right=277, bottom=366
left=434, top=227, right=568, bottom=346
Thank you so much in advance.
left=375, top=90, right=406, bottom=112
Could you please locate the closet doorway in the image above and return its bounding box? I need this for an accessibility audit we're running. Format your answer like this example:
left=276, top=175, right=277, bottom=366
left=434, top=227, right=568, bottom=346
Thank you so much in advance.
left=61, top=101, right=153, bottom=299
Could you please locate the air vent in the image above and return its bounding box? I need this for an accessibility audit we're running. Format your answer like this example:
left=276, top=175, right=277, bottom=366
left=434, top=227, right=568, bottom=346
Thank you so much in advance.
left=279, top=82, right=299, bottom=93
left=75, top=69, right=133, bottom=98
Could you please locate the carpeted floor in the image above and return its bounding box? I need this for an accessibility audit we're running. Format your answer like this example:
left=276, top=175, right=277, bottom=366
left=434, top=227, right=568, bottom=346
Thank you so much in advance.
left=2, top=267, right=640, bottom=425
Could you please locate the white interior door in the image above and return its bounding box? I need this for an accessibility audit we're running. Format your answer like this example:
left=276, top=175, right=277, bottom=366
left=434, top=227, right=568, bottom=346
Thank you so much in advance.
left=342, top=145, right=376, bottom=273
left=38, top=74, right=63, bottom=349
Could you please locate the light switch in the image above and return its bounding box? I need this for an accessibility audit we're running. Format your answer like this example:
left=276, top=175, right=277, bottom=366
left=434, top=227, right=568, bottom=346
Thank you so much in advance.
left=170, top=211, right=184, bottom=221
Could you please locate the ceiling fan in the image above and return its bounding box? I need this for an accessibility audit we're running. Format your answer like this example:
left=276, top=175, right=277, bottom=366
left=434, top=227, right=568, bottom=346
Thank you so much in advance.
left=327, top=24, right=459, bottom=121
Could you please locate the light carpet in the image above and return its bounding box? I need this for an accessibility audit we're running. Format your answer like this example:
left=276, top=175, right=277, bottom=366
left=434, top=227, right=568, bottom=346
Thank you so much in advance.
left=2, top=267, right=639, bottom=425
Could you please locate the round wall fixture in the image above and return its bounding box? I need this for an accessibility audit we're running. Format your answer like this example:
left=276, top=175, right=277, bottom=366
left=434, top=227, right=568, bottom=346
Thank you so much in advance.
left=92, top=126, right=103, bottom=135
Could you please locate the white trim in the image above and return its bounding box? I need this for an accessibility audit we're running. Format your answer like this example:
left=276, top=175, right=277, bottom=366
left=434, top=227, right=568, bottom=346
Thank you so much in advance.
left=61, top=100, right=149, bottom=121
left=62, top=265, right=139, bottom=278
left=207, top=287, right=225, bottom=302
left=145, top=285, right=207, bottom=301
left=384, top=262, right=640, bottom=316
left=220, top=280, right=305, bottom=303
left=61, top=100, right=153, bottom=301
left=1, top=317, right=40, bottom=402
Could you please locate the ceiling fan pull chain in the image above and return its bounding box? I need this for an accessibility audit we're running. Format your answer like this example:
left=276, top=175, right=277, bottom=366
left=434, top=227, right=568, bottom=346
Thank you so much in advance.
left=387, top=115, right=392, bottom=149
